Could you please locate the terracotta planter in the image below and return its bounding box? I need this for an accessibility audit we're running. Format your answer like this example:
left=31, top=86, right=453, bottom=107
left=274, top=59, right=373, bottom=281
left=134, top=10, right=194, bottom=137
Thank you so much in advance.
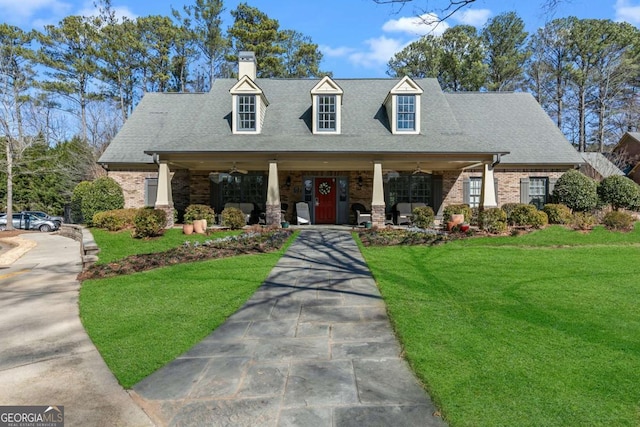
left=193, top=219, right=207, bottom=234
left=183, top=223, right=194, bottom=235
left=451, top=214, right=464, bottom=226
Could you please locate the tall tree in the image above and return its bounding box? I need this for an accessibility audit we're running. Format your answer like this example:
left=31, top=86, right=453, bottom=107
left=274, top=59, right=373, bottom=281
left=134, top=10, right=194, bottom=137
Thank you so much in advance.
left=439, top=25, right=486, bottom=91
left=173, top=0, right=229, bottom=90
left=279, top=30, right=326, bottom=78
left=39, top=15, right=102, bottom=144
left=136, top=16, right=179, bottom=92
left=227, top=3, right=285, bottom=78
left=482, top=12, right=529, bottom=91
left=387, top=35, right=442, bottom=78
left=0, top=24, right=38, bottom=229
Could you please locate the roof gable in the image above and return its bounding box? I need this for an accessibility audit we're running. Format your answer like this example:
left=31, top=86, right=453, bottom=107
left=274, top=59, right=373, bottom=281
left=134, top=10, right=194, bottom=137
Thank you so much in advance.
left=310, top=76, right=343, bottom=95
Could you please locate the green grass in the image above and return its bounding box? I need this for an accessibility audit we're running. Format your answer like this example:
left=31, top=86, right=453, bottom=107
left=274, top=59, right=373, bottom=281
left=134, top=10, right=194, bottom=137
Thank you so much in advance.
left=91, top=227, right=241, bottom=264
left=358, top=226, right=640, bottom=427
left=80, top=231, right=296, bottom=388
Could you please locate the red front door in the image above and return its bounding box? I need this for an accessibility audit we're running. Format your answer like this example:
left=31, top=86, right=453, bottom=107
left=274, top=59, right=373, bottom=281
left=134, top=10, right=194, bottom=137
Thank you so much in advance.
left=315, top=177, right=337, bottom=224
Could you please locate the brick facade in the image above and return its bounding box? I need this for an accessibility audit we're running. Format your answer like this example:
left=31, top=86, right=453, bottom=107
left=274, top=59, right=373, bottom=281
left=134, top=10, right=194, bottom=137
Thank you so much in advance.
left=110, top=167, right=573, bottom=224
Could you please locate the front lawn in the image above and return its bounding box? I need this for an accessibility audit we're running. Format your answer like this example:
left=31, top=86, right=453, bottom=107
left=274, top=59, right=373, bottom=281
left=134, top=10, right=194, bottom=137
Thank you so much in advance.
left=80, top=230, right=296, bottom=388
left=358, top=225, right=640, bottom=427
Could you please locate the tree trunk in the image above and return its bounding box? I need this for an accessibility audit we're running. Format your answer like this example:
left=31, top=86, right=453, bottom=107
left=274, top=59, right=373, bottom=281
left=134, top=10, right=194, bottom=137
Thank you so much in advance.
left=5, top=140, right=14, bottom=231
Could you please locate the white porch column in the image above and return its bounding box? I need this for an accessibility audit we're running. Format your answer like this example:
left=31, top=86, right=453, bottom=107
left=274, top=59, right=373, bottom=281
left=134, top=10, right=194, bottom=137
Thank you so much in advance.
left=266, top=161, right=281, bottom=225
left=371, top=161, right=386, bottom=226
left=480, top=163, right=497, bottom=209
left=155, top=161, right=175, bottom=227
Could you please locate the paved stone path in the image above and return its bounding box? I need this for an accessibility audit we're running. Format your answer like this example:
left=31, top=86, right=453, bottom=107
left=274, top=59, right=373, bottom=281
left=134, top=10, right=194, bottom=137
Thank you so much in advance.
left=132, top=229, right=445, bottom=426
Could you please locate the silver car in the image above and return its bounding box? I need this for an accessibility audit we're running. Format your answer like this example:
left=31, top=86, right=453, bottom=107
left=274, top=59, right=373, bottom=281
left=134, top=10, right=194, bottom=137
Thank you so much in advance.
left=0, top=213, right=59, bottom=232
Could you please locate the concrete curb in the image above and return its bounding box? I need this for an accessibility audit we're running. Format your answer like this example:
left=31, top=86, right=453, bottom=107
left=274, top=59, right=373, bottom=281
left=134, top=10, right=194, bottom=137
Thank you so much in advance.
left=0, top=235, right=37, bottom=267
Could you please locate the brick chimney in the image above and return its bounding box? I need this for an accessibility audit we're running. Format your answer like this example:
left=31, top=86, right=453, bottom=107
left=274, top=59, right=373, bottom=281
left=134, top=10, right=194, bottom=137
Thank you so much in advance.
left=238, top=51, right=256, bottom=81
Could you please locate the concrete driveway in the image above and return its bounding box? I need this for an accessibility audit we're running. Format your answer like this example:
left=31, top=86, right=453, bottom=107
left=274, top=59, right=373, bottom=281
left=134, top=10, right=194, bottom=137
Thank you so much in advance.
left=0, top=232, right=153, bottom=427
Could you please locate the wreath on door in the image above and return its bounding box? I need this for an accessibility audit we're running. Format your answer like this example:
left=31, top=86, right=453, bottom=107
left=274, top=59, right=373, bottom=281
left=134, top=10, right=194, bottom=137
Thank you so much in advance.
left=318, top=181, right=332, bottom=195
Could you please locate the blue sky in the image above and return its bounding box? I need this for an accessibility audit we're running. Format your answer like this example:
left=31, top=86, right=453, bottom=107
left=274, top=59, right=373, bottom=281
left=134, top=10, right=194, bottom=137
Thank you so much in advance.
left=3, top=0, right=640, bottom=77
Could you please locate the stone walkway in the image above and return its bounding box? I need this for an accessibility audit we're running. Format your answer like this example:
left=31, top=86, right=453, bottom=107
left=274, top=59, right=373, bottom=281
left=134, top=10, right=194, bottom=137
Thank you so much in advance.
left=132, top=229, right=445, bottom=426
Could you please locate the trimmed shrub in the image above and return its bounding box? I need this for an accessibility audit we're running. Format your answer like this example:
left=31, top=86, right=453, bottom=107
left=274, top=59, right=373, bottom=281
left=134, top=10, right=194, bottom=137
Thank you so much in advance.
left=597, top=175, right=640, bottom=211
left=71, top=181, right=92, bottom=224
left=443, top=204, right=472, bottom=223
left=552, top=169, right=598, bottom=212
left=133, top=208, right=167, bottom=238
left=479, top=208, right=507, bottom=233
left=543, top=204, right=572, bottom=225
left=412, top=206, right=435, bottom=229
left=508, top=204, right=539, bottom=226
left=184, top=204, right=216, bottom=224
left=221, top=207, right=246, bottom=229
left=470, top=207, right=480, bottom=226
left=572, top=211, right=597, bottom=231
left=81, top=177, right=125, bottom=226
left=533, top=210, right=549, bottom=228
left=501, top=203, right=521, bottom=221
left=602, top=210, right=634, bottom=231
left=93, top=208, right=138, bottom=231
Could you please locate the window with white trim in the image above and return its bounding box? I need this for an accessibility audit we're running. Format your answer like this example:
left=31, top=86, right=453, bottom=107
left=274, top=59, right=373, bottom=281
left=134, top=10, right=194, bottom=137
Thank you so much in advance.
left=529, top=177, right=548, bottom=209
left=396, top=95, right=416, bottom=131
left=469, top=177, right=482, bottom=208
left=317, top=95, right=336, bottom=131
left=238, top=95, right=256, bottom=131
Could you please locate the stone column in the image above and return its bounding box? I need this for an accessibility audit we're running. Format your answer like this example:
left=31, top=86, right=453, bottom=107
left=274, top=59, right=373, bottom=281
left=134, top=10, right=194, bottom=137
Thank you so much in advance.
left=155, top=161, right=175, bottom=227
left=480, top=163, right=497, bottom=209
left=371, top=161, right=386, bottom=226
left=266, top=161, right=281, bottom=225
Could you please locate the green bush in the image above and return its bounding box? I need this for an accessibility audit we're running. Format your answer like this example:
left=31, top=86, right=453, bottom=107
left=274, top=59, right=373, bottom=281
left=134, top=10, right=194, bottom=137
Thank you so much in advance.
left=552, top=170, right=598, bottom=212
left=133, top=208, right=167, bottom=238
left=470, top=207, right=480, bottom=226
left=71, top=181, right=92, bottom=224
left=543, top=204, right=572, bottom=225
left=602, top=210, right=634, bottom=231
left=572, top=211, right=597, bottom=231
left=184, top=204, right=216, bottom=224
left=479, top=208, right=507, bottom=233
left=81, top=177, right=125, bottom=226
left=508, top=204, right=540, bottom=226
left=443, top=204, right=472, bottom=223
left=92, top=208, right=138, bottom=231
left=221, top=207, right=246, bottom=229
left=412, top=206, right=435, bottom=229
left=533, top=210, right=549, bottom=228
left=597, top=175, right=640, bottom=211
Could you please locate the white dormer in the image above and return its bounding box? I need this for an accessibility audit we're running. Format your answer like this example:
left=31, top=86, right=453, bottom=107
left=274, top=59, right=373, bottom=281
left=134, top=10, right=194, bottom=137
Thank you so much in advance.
left=230, top=75, right=268, bottom=134
left=384, top=76, right=423, bottom=135
left=310, top=76, right=343, bottom=134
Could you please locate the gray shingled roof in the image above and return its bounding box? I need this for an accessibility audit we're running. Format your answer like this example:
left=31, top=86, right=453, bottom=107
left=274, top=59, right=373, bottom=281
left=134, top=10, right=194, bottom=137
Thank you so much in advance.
left=445, top=92, right=583, bottom=165
left=99, top=78, right=583, bottom=166
left=581, top=152, right=624, bottom=178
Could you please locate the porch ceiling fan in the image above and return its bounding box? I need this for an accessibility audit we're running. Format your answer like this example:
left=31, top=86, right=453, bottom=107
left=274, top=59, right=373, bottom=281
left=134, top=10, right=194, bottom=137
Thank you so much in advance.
left=229, top=162, right=248, bottom=174
left=412, top=163, right=431, bottom=175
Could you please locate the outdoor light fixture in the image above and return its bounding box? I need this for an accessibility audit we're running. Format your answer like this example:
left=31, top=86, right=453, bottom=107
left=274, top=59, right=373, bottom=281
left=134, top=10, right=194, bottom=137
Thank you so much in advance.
left=285, top=175, right=292, bottom=188
left=357, top=175, right=363, bottom=189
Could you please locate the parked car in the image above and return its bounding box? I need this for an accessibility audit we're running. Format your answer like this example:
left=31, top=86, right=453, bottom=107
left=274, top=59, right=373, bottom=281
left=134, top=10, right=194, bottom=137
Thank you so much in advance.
left=22, top=211, right=64, bottom=227
left=0, top=213, right=59, bottom=232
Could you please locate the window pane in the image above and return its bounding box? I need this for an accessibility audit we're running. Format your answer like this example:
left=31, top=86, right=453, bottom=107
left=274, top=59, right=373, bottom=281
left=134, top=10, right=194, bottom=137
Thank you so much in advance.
left=469, top=177, right=481, bottom=208
left=318, top=95, right=336, bottom=131
left=238, top=95, right=256, bottom=130
left=396, top=95, right=415, bottom=131
left=529, top=177, right=548, bottom=210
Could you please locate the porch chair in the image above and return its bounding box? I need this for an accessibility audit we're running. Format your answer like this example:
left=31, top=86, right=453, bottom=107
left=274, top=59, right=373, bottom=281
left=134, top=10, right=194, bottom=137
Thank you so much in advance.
left=351, top=203, right=372, bottom=226
left=295, top=202, right=311, bottom=225
left=395, top=202, right=413, bottom=225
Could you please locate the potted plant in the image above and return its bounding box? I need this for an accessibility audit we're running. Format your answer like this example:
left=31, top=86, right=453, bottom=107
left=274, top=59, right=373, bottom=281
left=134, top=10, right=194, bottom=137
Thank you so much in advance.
left=184, top=204, right=215, bottom=234
left=183, top=220, right=194, bottom=235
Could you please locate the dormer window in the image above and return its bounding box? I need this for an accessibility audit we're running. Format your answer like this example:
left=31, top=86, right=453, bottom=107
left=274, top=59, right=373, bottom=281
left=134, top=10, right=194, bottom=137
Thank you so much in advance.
left=384, top=76, right=423, bottom=135
left=311, top=76, right=343, bottom=134
left=318, top=95, right=336, bottom=131
left=397, top=95, right=416, bottom=131
left=230, top=76, right=268, bottom=134
left=238, top=95, right=256, bottom=131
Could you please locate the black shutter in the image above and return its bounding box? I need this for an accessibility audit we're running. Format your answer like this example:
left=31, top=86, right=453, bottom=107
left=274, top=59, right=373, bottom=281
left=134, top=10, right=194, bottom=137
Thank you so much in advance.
left=432, top=175, right=443, bottom=216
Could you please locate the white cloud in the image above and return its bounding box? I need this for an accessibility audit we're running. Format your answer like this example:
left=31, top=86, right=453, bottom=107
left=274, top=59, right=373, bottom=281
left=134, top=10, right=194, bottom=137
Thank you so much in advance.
left=453, top=8, right=492, bottom=27
left=0, top=0, right=70, bottom=24
left=348, top=36, right=408, bottom=69
left=615, top=0, right=640, bottom=24
left=382, top=13, right=450, bottom=36
left=320, top=45, right=356, bottom=58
